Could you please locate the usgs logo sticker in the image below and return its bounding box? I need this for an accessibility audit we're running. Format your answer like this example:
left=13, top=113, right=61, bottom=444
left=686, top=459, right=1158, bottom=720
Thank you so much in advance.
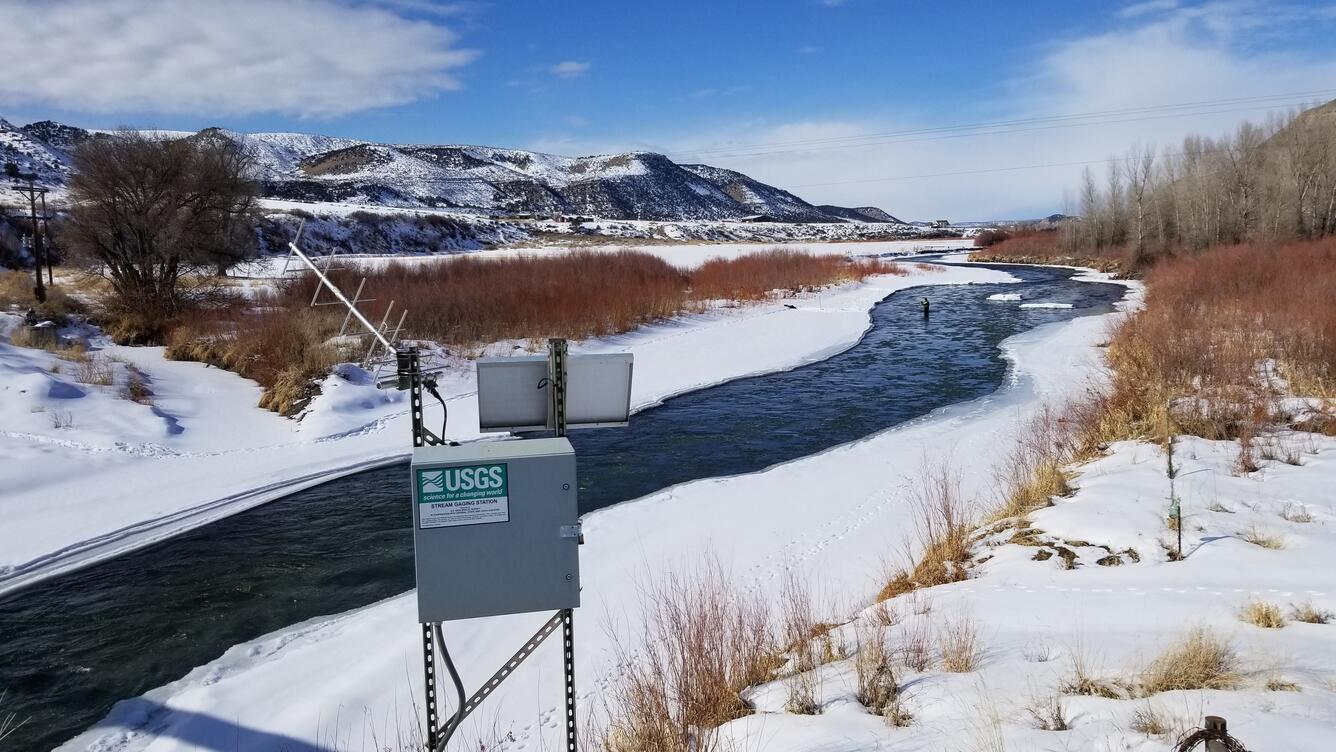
left=416, top=463, right=509, bottom=529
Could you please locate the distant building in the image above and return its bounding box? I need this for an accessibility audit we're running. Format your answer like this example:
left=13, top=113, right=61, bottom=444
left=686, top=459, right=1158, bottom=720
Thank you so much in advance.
left=739, top=214, right=777, bottom=223
left=931, top=219, right=951, bottom=228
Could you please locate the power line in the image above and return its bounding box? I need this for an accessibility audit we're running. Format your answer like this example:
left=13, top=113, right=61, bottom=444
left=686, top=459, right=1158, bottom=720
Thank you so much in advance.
left=785, top=106, right=1336, bottom=188
left=787, top=145, right=1252, bottom=188
left=662, top=90, right=1330, bottom=162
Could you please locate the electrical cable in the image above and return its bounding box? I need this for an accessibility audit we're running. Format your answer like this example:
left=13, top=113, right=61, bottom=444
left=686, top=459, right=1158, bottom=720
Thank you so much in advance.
left=669, top=88, right=1336, bottom=158
left=432, top=624, right=468, bottom=751
left=425, top=380, right=449, bottom=442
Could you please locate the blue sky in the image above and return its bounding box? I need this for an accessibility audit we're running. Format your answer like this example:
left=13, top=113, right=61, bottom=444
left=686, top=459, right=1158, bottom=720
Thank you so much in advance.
left=5, top=0, right=1336, bottom=218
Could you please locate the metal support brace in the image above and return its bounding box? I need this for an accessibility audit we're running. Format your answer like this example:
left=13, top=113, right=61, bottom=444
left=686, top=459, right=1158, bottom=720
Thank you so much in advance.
left=439, top=610, right=566, bottom=738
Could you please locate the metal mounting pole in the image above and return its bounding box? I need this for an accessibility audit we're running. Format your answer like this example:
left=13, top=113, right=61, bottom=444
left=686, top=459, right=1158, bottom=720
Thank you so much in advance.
left=549, top=338, right=569, bottom=437
left=423, top=623, right=439, bottom=750
left=548, top=339, right=576, bottom=751
left=562, top=608, right=577, bottom=752
left=402, top=344, right=449, bottom=750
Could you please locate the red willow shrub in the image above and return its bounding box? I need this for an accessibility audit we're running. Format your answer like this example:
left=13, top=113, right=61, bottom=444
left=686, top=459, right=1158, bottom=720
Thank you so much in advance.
left=1103, top=237, right=1336, bottom=438
left=321, top=250, right=690, bottom=345
left=285, top=248, right=906, bottom=344
left=171, top=248, right=909, bottom=411
left=690, top=249, right=905, bottom=301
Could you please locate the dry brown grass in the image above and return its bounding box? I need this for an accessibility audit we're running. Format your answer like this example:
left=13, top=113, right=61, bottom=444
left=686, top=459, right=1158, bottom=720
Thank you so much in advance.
left=6, top=323, right=87, bottom=360
left=988, top=404, right=1093, bottom=522
left=882, top=697, right=913, bottom=727
left=1240, top=599, right=1287, bottom=629
left=1025, top=690, right=1068, bottom=731
left=1130, top=703, right=1182, bottom=738
left=878, top=462, right=974, bottom=600
left=899, top=617, right=933, bottom=673
left=166, top=306, right=338, bottom=415
left=1140, top=628, right=1240, bottom=693
left=1061, top=644, right=1124, bottom=699
left=853, top=621, right=897, bottom=715
left=1280, top=503, right=1315, bottom=523
left=73, top=354, right=114, bottom=386
left=937, top=612, right=982, bottom=673
left=1242, top=525, right=1287, bottom=550
left=0, top=269, right=84, bottom=322
left=595, top=561, right=779, bottom=752
left=1290, top=601, right=1333, bottom=624
left=123, top=366, right=153, bottom=404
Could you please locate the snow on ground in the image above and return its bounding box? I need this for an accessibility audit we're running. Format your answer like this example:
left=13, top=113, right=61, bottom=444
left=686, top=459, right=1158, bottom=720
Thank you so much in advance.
left=240, top=237, right=970, bottom=278
left=720, top=429, right=1336, bottom=752
left=1019, top=302, right=1075, bottom=309
left=0, top=255, right=1004, bottom=596
left=57, top=270, right=1139, bottom=752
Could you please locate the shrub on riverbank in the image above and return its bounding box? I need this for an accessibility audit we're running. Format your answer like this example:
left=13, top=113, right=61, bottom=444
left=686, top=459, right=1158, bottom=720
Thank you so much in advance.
left=969, top=230, right=1126, bottom=275
left=165, top=248, right=907, bottom=414
left=1102, top=238, right=1336, bottom=442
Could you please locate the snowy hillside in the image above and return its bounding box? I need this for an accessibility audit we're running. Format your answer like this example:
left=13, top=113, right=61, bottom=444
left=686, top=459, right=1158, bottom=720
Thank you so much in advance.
left=0, top=117, right=909, bottom=224
left=819, top=204, right=905, bottom=223
left=0, top=118, right=72, bottom=200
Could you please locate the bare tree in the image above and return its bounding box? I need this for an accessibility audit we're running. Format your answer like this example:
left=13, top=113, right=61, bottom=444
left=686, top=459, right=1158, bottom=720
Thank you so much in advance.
left=63, top=130, right=257, bottom=339
left=1123, top=144, right=1156, bottom=265
left=1063, top=99, right=1336, bottom=260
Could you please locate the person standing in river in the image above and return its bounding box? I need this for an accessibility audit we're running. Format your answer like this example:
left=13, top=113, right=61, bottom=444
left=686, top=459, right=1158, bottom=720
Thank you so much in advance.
left=920, top=297, right=930, bottom=319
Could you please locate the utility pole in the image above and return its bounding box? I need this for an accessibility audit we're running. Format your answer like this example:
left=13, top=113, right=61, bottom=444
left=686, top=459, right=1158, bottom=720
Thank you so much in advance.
left=38, top=189, right=54, bottom=286
left=11, top=176, right=48, bottom=304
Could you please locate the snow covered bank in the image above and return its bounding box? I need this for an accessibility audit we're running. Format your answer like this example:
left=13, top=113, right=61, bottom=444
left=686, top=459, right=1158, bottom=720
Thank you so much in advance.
left=0, top=257, right=1009, bottom=596
left=718, top=430, right=1336, bottom=751
left=58, top=270, right=1134, bottom=752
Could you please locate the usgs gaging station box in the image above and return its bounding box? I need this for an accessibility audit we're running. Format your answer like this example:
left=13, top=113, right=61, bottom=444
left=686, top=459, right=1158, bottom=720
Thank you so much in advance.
left=411, top=438, right=580, bottom=622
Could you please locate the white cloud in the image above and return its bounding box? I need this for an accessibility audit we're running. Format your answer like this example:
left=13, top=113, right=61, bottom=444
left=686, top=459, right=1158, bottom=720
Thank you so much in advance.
left=0, top=0, right=478, bottom=118
left=549, top=61, right=591, bottom=79
left=368, top=0, right=474, bottom=16
left=528, top=2, right=1336, bottom=220
left=1117, top=0, right=1180, bottom=18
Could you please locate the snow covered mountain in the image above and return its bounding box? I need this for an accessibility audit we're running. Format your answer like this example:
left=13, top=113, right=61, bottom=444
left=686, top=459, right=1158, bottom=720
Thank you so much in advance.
left=1, top=119, right=72, bottom=190
left=817, top=205, right=904, bottom=224
left=0, top=118, right=905, bottom=224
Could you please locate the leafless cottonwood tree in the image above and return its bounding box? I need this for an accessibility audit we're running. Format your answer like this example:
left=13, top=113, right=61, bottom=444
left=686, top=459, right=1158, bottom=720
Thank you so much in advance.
left=63, top=130, right=258, bottom=340
left=1062, top=100, right=1336, bottom=262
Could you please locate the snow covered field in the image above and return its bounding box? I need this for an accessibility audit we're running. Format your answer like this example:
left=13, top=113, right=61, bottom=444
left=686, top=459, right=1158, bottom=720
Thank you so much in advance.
left=238, top=236, right=969, bottom=276
left=55, top=268, right=1155, bottom=752
left=0, top=251, right=997, bottom=596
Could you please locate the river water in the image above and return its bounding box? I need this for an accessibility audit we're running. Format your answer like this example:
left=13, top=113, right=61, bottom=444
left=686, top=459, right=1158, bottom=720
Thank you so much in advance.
left=0, top=262, right=1125, bottom=751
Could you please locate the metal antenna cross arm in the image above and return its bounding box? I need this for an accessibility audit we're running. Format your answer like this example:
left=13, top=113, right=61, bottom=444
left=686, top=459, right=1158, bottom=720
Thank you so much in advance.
left=287, top=241, right=393, bottom=353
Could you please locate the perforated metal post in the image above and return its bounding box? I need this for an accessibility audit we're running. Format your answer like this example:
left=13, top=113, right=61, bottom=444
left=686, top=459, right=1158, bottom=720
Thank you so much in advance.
left=423, top=623, right=439, bottom=750
left=404, top=345, right=447, bottom=751
left=548, top=338, right=569, bottom=436
left=562, top=608, right=577, bottom=751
